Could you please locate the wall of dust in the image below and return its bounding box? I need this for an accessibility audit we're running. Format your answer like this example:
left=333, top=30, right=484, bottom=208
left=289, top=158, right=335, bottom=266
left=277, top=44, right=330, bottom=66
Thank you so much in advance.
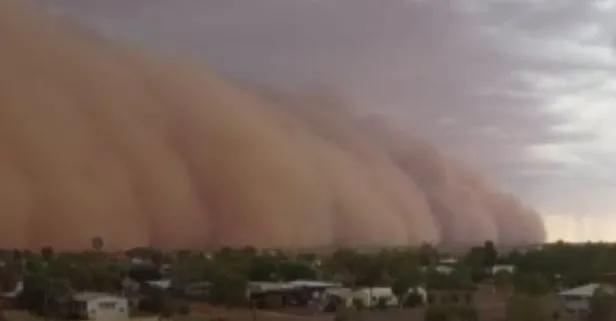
left=0, top=1, right=545, bottom=250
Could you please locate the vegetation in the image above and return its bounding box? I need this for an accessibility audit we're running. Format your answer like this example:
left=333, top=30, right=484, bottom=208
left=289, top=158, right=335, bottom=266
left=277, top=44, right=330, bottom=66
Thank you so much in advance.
left=0, top=240, right=616, bottom=319
left=588, top=287, right=616, bottom=321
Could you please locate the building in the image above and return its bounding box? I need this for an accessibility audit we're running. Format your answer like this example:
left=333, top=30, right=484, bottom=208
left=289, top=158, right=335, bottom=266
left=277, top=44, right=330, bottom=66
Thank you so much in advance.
left=558, top=283, right=615, bottom=320
left=286, top=280, right=341, bottom=300
left=0, top=280, right=23, bottom=309
left=351, top=287, right=399, bottom=308
left=491, top=264, right=515, bottom=275
left=69, top=292, right=129, bottom=321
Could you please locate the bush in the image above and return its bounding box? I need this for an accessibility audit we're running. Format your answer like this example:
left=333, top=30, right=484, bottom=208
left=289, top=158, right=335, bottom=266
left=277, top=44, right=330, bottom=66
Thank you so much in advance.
left=352, top=297, right=364, bottom=311
left=404, top=293, right=424, bottom=308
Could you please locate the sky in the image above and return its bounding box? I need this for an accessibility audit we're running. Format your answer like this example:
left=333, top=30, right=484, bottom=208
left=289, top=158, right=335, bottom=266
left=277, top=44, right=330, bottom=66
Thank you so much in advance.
left=38, top=0, right=616, bottom=242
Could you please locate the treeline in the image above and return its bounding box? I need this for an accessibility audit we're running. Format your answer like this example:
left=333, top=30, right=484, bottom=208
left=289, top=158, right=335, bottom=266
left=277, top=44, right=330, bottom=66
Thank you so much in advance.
left=2, top=240, right=616, bottom=319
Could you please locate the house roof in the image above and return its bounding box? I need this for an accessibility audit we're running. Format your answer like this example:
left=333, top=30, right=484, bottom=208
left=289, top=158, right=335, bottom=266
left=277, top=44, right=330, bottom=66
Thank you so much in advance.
left=146, top=279, right=172, bottom=289
left=558, top=283, right=613, bottom=297
left=439, top=258, right=458, bottom=265
left=287, top=280, right=341, bottom=288
left=0, top=280, right=23, bottom=298
left=248, top=282, right=294, bottom=292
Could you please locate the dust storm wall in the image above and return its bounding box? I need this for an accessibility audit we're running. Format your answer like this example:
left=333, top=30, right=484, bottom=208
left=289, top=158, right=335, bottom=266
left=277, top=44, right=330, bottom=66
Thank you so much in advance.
left=0, top=1, right=546, bottom=250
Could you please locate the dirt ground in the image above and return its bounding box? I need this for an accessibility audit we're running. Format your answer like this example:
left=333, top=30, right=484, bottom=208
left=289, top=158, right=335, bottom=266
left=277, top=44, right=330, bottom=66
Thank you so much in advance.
left=0, top=292, right=551, bottom=321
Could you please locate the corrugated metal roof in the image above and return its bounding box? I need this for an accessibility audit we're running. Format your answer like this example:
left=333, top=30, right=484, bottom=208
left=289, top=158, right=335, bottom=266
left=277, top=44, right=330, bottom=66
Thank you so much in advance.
left=287, top=280, right=341, bottom=288
left=146, top=279, right=172, bottom=289
left=558, top=283, right=613, bottom=297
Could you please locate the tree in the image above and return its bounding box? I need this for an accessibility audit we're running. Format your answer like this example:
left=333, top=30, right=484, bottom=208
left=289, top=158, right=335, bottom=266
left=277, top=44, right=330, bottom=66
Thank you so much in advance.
left=170, top=258, right=210, bottom=288
left=588, top=287, right=616, bottom=321
left=493, top=270, right=513, bottom=294
left=419, top=243, right=439, bottom=267
left=513, top=273, right=550, bottom=297
left=483, top=240, right=498, bottom=268
left=209, top=267, right=248, bottom=307
left=18, top=275, right=71, bottom=317
left=0, top=267, right=19, bottom=293
left=40, top=247, right=54, bottom=264
left=12, top=249, right=22, bottom=262
left=278, top=260, right=317, bottom=281
left=248, top=255, right=279, bottom=281
left=391, top=265, right=422, bottom=308
left=91, top=237, right=104, bottom=252
left=140, top=287, right=173, bottom=315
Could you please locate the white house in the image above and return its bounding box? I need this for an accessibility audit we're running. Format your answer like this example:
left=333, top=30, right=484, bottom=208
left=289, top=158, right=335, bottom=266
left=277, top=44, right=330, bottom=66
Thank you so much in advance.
left=491, top=264, right=515, bottom=275
left=558, top=283, right=615, bottom=319
left=322, top=286, right=427, bottom=309
left=350, top=287, right=398, bottom=308
left=438, top=258, right=458, bottom=265
left=146, top=279, right=172, bottom=290
left=0, top=280, right=23, bottom=298
left=421, top=265, right=454, bottom=275
left=71, top=292, right=129, bottom=321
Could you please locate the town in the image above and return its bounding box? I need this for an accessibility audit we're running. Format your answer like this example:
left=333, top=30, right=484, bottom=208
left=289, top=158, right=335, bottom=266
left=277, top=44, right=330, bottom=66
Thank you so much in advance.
left=0, top=239, right=614, bottom=321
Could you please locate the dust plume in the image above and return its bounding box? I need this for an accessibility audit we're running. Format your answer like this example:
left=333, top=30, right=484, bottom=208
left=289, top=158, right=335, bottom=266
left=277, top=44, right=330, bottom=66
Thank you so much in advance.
left=0, top=1, right=546, bottom=250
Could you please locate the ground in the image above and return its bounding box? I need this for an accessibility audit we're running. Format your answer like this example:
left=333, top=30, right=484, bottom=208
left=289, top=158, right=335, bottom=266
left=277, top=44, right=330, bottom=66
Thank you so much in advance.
left=0, top=290, right=522, bottom=321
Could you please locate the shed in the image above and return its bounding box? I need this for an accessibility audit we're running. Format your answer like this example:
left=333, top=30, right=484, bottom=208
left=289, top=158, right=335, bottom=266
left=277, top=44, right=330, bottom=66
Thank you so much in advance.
left=70, top=292, right=129, bottom=321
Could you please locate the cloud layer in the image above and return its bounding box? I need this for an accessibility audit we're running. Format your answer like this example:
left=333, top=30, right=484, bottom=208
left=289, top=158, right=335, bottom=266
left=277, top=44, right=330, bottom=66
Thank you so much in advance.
left=40, top=0, right=616, bottom=223
left=0, top=1, right=545, bottom=250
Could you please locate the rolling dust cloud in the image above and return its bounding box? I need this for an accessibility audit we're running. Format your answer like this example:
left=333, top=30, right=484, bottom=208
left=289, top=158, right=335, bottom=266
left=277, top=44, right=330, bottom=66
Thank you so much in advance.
left=0, top=1, right=546, bottom=250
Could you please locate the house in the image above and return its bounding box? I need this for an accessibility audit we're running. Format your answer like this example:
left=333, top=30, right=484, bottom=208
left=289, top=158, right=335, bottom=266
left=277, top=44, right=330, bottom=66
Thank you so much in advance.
left=324, top=287, right=401, bottom=309
left=145, top=279, right=172, bottom=291
left=421, top=259, right=456, bottom=275
left=322, top=286, right=353, bottom=307
left=351, top=287, right=399, bottom=308
left=247, top=282, right=306, bottom=309
left=558, top=283, right=615, bottom=319
left=0, top=280, right=23, bottom=309
left=182, top=281, right=212, bottom=299
left=246, top=280, right=336, bottom=308
left=426, top=274, right=477, bottom=308
left=438, top=258, right=458, bottom=265
left=321, top=285, right=426, bottom=311
left=286, top=280, right=341, bottom=300
left=491, top=264, right=515, bottom=275
left=69, top=292, right=129, bottom=321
